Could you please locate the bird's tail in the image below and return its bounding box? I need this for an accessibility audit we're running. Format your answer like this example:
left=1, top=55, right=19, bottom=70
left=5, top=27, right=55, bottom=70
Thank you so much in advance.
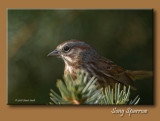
left=126, top=70, right=153, bottom=80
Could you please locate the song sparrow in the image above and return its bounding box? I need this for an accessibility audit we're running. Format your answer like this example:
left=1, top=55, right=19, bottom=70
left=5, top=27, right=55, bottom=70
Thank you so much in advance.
left=48, top=40, right=152, bottom=89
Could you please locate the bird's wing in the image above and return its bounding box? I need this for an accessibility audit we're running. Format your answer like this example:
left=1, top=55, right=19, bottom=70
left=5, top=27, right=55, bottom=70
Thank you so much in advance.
left=95, top=57, right=136, bottom=89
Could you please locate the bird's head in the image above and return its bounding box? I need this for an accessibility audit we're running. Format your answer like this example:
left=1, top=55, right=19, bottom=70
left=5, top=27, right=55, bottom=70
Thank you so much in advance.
left=48, top=40, right=99, bottom=65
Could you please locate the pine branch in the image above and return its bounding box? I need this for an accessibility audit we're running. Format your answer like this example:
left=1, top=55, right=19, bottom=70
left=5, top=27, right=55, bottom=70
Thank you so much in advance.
left=49, top=71, right=140, bottom=105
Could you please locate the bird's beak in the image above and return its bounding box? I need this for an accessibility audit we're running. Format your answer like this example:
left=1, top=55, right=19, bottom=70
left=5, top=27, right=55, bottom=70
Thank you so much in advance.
left=47, top=49, right=59, bottom=57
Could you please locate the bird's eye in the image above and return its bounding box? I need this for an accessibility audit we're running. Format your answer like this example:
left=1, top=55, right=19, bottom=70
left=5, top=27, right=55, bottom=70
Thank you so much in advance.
left=63, top=45, right=70, bottom=52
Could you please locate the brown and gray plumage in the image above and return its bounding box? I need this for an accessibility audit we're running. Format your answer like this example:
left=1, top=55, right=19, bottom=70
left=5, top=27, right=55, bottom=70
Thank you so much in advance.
left=48, top=40, right=152, bottom=89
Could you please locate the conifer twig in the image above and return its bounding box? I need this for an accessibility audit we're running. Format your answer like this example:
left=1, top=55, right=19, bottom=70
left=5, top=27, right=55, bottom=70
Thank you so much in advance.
left=49, top=71, right=140, bottom=105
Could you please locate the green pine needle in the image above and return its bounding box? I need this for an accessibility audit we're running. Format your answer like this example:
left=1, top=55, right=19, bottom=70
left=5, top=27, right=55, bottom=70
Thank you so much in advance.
left=49, top=71, right=140, bottom=105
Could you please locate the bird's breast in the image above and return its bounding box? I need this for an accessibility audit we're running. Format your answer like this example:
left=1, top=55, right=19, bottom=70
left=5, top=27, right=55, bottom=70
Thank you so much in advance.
left=64, top=64, right=77, bottom=80
left=64, top=62, right=88, bottom=80
left=65, top=64, right=73, bottom=74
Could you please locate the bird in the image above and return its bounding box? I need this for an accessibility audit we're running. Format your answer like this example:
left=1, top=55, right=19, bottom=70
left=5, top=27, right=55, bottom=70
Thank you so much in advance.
left=48, top=39, right=152, bottom=90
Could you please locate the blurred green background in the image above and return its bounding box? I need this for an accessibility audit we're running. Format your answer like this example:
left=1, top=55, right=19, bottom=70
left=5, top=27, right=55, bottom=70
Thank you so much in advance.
left=8, top=9, right=153, bottom=105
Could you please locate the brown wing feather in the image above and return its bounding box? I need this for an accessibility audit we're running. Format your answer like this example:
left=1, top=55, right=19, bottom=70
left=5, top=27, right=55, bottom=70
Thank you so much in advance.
left=97, top=57, right=136, bottom=89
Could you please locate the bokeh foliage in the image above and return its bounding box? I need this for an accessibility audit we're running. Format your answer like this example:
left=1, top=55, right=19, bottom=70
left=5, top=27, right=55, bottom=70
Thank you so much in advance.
left=8, top=9, right=153, bottom=105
